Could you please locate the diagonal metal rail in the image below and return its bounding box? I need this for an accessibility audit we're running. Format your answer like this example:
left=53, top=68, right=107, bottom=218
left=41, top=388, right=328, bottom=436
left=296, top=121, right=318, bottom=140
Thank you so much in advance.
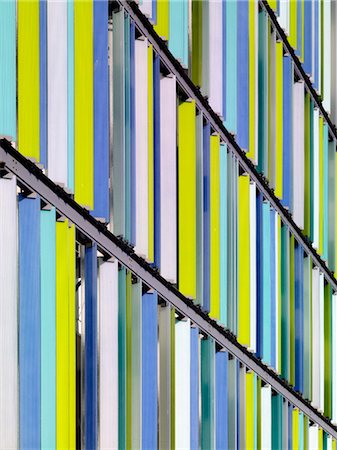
left=0, top=138, right=336, bottom=437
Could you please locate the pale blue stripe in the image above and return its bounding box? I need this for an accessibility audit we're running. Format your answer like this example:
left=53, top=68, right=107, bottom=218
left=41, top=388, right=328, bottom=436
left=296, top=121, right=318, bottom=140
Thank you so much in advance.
left=220, top=144, right=227, bottom=326
left=299, top=412, right=304, bottom=450
left=169, top=0, right=188, bottom=67
left=67, top=0, right=74, bottom=191
left=225, top=0, right=237, bottom=133
left=0, top=0, right=16, bottom=139
left=40, top=208, right=56, bottom=450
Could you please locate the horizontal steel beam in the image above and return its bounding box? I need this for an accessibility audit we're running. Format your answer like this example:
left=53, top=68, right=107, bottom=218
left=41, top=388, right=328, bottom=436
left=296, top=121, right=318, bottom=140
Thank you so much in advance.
left=0, top=138, right=336, bottom=437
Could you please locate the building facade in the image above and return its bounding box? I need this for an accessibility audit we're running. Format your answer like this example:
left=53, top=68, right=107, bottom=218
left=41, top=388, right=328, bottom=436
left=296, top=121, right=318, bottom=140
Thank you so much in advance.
left=0, top=0, right=337, bottom=448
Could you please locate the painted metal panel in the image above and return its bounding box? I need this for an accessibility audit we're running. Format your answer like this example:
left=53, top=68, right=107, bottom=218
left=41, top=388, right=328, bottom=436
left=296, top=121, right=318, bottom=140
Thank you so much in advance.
left=0, top=177, right=18, bottom=449
left=19, top=195, right=41, bottom=449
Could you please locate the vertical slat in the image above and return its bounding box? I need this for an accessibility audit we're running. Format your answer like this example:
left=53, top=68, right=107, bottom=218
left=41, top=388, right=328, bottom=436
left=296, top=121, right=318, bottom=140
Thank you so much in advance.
left=292, top=81, right=305, bottom=229
left=0, top=177, right=18, bottom=449
left=276, top=214, right=282, bottom=373
left=293, top=408, right=300, bottom=450
left=323, top=125, right=329, bottom=261
left=257, top=192, right=263, bottom=359
left=19, top=196, right=41, bottom=449
left=93, top=0, right=109, bottom=221
left=313, top=110, right=320, bottom=249
left=56, top=220, right=76, bottom=449
left=303, top=0, right=312, bottom=75
left=201, top=0, right=209, bottom=99
left=289, top=0, right=297, bottom=49
left=118, top=267, right=126, bottom=449
left=331, top=0, right=337, bottom=123
left=283, top=399, right=289, bottom=449
left=85, top=244, right=98, bottom=449
left=124, top=17, right=133, bottom=244
left=209, top=134, right=220, bottom=318
left=18, top=1, right=40, bottom=160
left=147, top=45, right=154, bottom=263
left=220, top=144, right=228, bottom=325
left=303, top=255, right=312, bottom=401
left=225, top=0, right=237, bottom=133
left=191, top=0, right=202, bottom=86
left=68, top=225, right=76, bottom=449
left=328, top=138, right=336, bottom=272
left=139, top=0, right=152, bottom=20
left=312, top=267, right=320, bottom=409
left=125, top=272, right=132, bottom=450
left=74, top=0, right=93, bottom=208
left=203, top=122, right=211, bottom=313
left=282, top=55, right=293, bottom=211
left=153, top=53, right=161, bottom=267
left=201, top=337, right=215, bottom=450
left=135, top=37, right=149, bottom=257
left=246, top=371, right=255, bottom=449
left=270, top=210, right=276, bottom=369
left=289, top=234, right=295, bottom=386
left=250, top=182, right=257, bottom=352
left=67, top=0, right=75, bottom=191
left=295, top=244, right=304, bottom=393
left=275, top=41, right=283, bottom=199
left=237, top=0, right=249, bottom=149
left=268, top=27, right=276, bottom=189
left=258, top=10, right=268, bottom=175
left=272, top=393, right=282, bottom=449
left=47, top=0, right=68, bottom=185
left=261, top=384, right=272, bottom=449
left=160, top=75, right=176, bottom=282
left=112, top=10, right=125, bottom=236
left=281, top=225, right=290, bottom=378
left=169, top=0, right=188, bottom=68
left=208, top=0, right=222, bottom=115
left=228, top=356, right=237, bottom=450
left=304, top=92, right=311, bottom=237
left=178, top=100, right=196, bottom=298
left=99, top=260, right=118, bottom=450
left=324, top=284, right=332, bottom=418
left=262, top=201, right=271, bottom=365
left=142, top=291, right=158, bottom=449
left=175, top=319, right=191, bottom=449
left=319, top=273, right=325, bottom=413
left=247, top=0, right=258, bottom=163
left=159, top=305, right=172, bottom=449
left=332, top=293, right=337, bottom=424
left=216, top=351, right=228, bottom=449
left=154, top=0, right=169, bottom=40
left=40, top=0, right=47, bottom=167
left=190, top=327, right=199, bottom=450
left=309, top=424, right=319, bottom=450
left=131, top=280, right=142, bottom=449
left=41, top=208, right=56, bottom=450
left=239, top=364, right=246, bottom=450
left=196, top=113, right=204, bottom=306
left=322, top=0, right=331, bottom=112
left=238, top=174, right=250, bottom=347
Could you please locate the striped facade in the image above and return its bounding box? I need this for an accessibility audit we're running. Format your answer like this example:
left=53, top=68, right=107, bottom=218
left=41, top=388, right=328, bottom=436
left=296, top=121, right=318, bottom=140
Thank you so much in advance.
left=1, top=0, right=337, bottom=449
